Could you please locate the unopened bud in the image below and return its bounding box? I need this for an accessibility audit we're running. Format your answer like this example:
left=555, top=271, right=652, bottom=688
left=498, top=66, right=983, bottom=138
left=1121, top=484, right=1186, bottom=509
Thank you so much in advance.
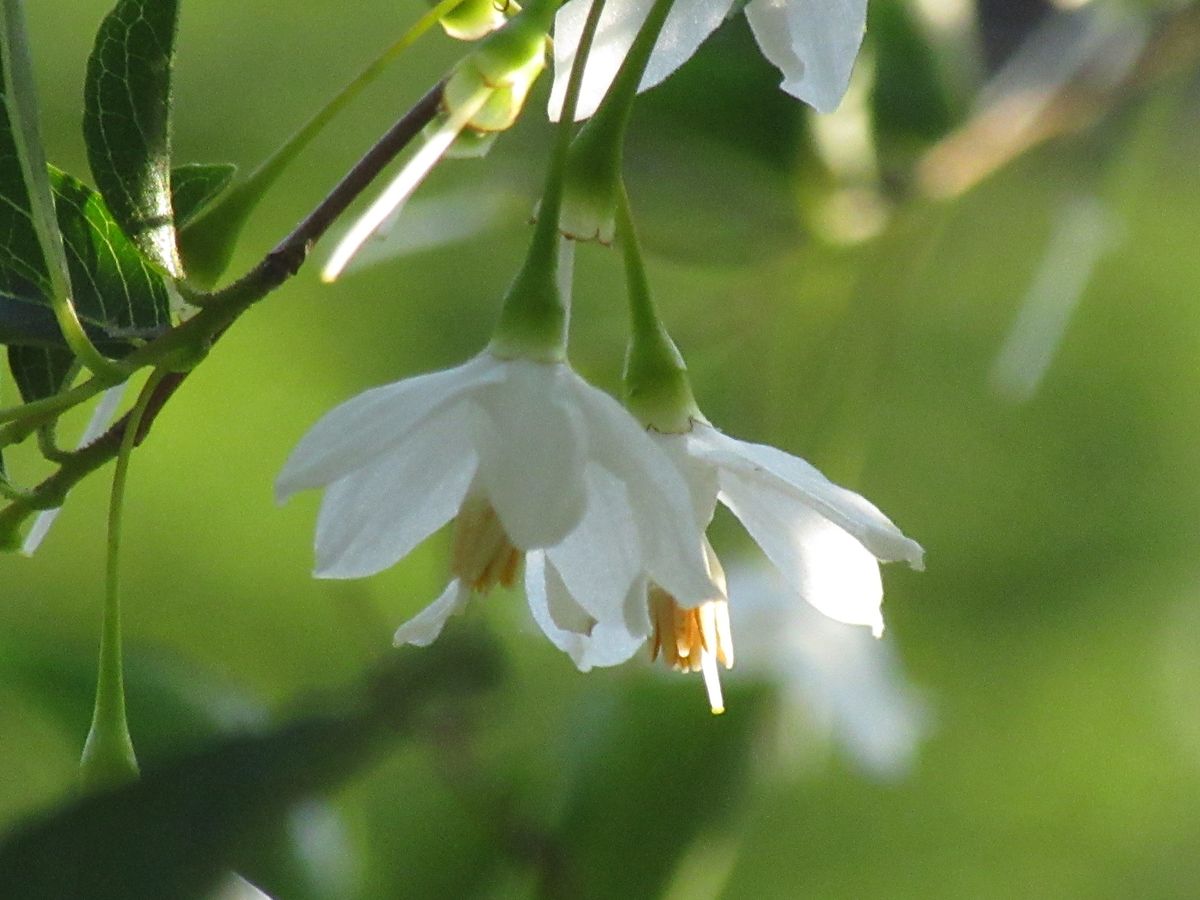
left=443, top=8, right=549, bottom=133
left=440, top=0, right=513, bottom=41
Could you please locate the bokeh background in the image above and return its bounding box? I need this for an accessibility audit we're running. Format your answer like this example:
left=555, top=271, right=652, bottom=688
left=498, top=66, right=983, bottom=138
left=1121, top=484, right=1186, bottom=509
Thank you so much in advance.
left=4, top=0, right=1200, bottom=897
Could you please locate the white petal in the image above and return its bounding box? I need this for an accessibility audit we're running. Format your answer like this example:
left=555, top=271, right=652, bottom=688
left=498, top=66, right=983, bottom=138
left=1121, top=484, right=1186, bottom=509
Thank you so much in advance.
left=545, top=463, right=641, bottom=623
left=745, top=0, right=867, bottom=114
left=471, top=360, right=588, bottom=549
left=549, top=0, right=736, bottom=121
left=569, top=379, right=716, bottom=606
left=313, top=406, right=476, bottom=578
left=719, top=468, right=885, bottom=634
left=276, top=353, right=503, bottom=501
left=393, top=579, right=471, bottom=647
left=525, top=553, right=645, bottom=670
left=688, top=423, right=924, bottom=568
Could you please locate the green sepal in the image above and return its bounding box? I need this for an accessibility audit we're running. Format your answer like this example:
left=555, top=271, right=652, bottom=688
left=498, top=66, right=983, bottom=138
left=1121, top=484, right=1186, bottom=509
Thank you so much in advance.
left=623, top=328, right=701, bottom=434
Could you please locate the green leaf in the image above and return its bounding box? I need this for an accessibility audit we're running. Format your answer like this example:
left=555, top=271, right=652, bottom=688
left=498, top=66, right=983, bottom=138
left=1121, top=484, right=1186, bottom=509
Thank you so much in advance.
left=0, top=166, right=171, bottom=397
left=50, top=169, right=172, bottom=335
left=83, top=0, right=182, bottom=277
left=551, top=680, right=765, bottom=899
left=171, top=162, right=236, bottom=229
left=6, top=346, right=75, bottom=402
left=1, top=22, right=171, bottom=383
left=0, top=633, right=501, bottom=900
left=0, top=633, right=354, bottom=900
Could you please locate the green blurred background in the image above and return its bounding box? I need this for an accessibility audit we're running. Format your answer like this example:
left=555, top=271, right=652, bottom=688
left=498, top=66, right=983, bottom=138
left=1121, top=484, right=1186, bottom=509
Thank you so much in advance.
left=4, top=0, right=1200, bottom=897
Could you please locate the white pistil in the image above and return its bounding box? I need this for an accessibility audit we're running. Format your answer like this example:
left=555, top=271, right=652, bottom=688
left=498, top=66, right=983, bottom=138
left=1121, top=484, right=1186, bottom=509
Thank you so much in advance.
left=321, top=86, right=493, bottom=282
left=648, top=541, right=734, bottom=714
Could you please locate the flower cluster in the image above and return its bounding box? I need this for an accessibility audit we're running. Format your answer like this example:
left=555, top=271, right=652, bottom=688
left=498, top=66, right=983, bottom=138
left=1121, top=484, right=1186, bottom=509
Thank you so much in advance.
left=279, top=0, right=922, bottom=713
left=279, top=335, right=922, bottom=714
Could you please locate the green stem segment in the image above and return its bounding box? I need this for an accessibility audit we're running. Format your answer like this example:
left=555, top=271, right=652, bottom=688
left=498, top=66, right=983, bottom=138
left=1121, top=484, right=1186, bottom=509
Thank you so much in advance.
left=616, top=185, right=699, bottom=433
left=79, top=368, right=165, bottom=791
left=0, top=0, right=125, bottom=381
left=489, top=0, right=607, bottom=361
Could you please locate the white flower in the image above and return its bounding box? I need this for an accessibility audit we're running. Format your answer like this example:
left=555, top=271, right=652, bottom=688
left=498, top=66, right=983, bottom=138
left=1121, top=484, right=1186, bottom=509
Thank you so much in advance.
left=524, top=418, right=923, bottom=712
left=549, top=0, right=868, bottom=120
left=726, top=563, right=930, bottom=780
left=276, top=351, right=715, bottom=647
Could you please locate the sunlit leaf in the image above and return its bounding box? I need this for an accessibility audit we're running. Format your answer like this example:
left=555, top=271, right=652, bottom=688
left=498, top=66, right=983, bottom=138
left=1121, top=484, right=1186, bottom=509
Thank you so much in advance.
left=83, top=0, right=182, bottom=276
left=0, top=168, right=173, bottom=400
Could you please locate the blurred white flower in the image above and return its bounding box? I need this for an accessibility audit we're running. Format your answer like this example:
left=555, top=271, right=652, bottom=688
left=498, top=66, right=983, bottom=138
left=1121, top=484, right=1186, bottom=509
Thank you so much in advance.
left=276, top=351, right=714, bottom=648
left=989, top=195, right=1118, bottom=403
left=525, top=418, right=924, bottom=713
left=550, top=0, right=868, bottom=120
left=727, top=562, right=931, bottom=779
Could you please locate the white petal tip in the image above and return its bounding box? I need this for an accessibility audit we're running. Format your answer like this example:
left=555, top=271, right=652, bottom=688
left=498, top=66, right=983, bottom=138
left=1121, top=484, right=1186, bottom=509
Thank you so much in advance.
left=905, top=542, right=927, bottom=572
left=871, top=619, right=885, bottom=639
left=312, top=560, right=378, bottom=580
left=393, top=619, right=450, bottom=648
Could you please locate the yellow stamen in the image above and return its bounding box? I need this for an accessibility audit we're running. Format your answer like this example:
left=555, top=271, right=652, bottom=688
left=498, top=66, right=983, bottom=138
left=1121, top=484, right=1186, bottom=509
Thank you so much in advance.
left=452, top=491, right=522, bottom=593
left=647, top=541, right=733, bottom=714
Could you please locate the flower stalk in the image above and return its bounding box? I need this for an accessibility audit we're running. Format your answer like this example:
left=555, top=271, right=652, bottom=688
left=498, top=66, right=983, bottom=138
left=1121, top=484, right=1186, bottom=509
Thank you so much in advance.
left=615, top=184, right=699, bottom=433
left=79, top=368, right=165, bottom=791
left=489, top=0, right=608, bottom=361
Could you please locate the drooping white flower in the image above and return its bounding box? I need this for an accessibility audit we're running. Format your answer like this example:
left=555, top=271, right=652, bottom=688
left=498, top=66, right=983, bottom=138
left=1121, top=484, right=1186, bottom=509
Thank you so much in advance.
left=276, top=351, right=715, bottom=647
left=549, top=0, right=869, bottom=121
left=726, top=562, right=930, bottom=779
left=524, top=417, right=923, bottom=712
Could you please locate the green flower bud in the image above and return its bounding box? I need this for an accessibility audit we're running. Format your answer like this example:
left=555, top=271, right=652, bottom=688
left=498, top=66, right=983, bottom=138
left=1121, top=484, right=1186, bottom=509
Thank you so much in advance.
left=439, top=0, right=513, bottom=41
left=443, top=6, right=549, bottom=133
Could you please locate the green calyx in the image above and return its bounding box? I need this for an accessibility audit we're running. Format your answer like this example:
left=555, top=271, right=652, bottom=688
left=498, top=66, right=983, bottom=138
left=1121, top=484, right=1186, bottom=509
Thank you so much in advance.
left=624, top=325, right=701, bottom=433
left=560, top=119, right=622, bottom=244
